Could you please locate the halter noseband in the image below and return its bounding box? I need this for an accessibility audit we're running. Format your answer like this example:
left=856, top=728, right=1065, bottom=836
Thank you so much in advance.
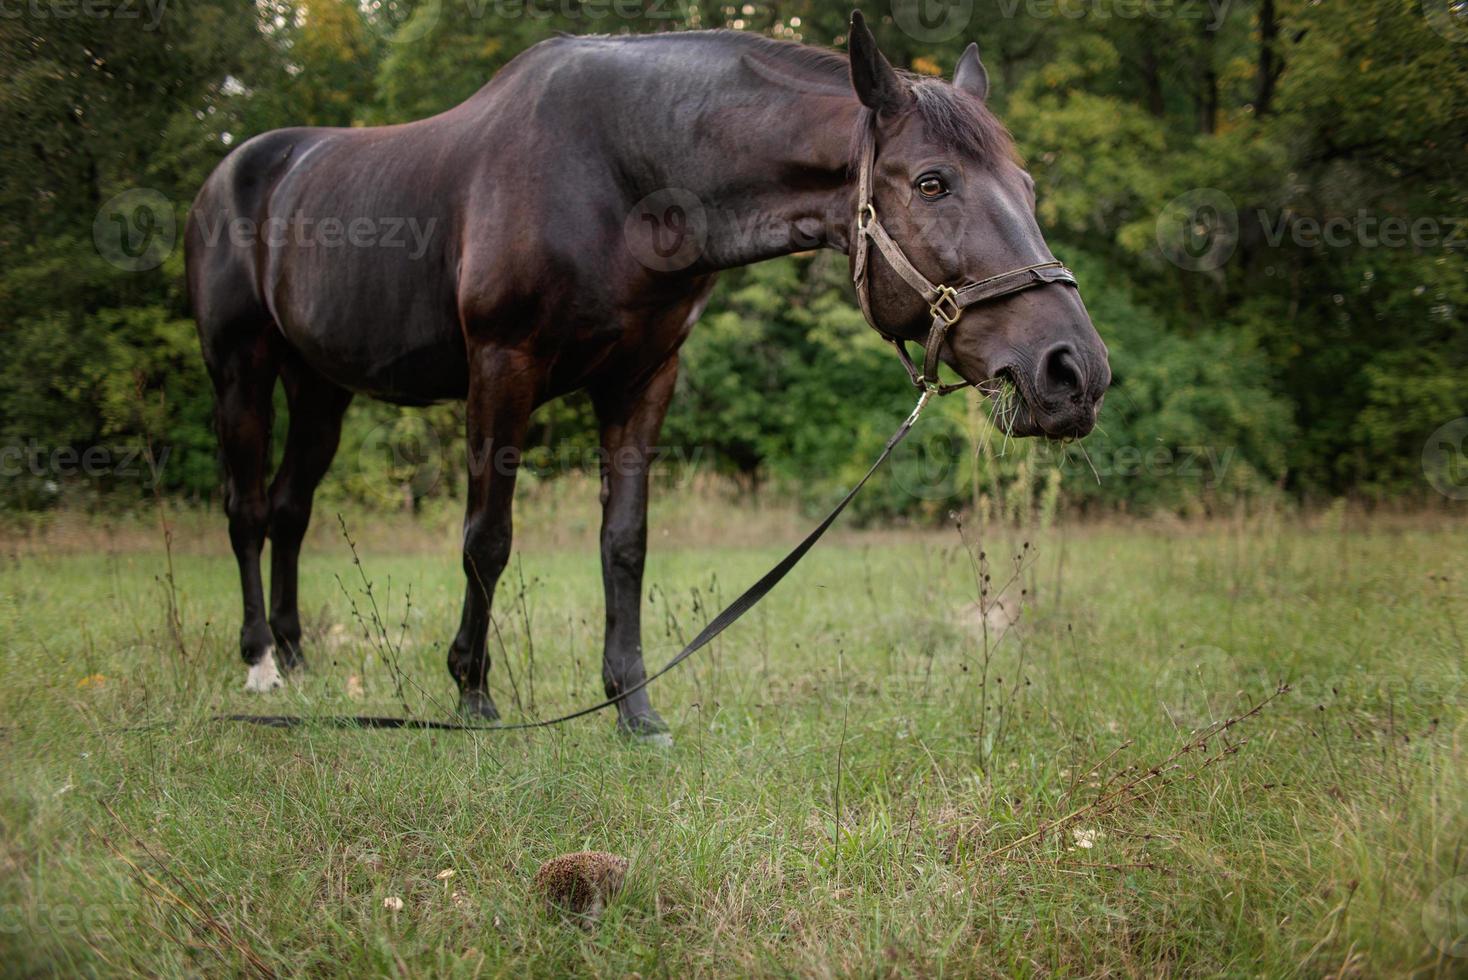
left=850, top=128, right=1080, bottom=394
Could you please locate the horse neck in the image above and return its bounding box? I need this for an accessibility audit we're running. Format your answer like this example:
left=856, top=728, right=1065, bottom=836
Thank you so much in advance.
left=635, top=79, right=862, bottom=270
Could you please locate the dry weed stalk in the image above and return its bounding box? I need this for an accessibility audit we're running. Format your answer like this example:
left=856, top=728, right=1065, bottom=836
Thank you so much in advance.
left=978, top=683, right=1292, bottom=865
left=335, top=514, right=445, bottom=718
left=96, top=800, right=275, bottom=978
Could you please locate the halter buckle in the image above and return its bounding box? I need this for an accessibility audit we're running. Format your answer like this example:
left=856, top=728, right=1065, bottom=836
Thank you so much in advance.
left=856, top=203, right=875, bottom=232
left=929, top=285, right=962, bottom=326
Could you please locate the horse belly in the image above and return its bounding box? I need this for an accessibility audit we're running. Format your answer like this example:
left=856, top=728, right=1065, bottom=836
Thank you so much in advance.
left=264, top=211, right=469, bottom=403
left=279, top=302, right=470, bottom=405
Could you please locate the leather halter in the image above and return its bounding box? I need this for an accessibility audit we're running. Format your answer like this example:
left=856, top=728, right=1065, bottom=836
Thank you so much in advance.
left=850, top=126, right=1080, bottom=394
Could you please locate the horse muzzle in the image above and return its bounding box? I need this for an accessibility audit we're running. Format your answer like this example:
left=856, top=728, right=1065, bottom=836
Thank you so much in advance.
left=989, top=340, right=1110, bottom=439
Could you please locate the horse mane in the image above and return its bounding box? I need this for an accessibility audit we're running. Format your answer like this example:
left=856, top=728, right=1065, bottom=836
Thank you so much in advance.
left=575, top=30, right=1018, bottom=168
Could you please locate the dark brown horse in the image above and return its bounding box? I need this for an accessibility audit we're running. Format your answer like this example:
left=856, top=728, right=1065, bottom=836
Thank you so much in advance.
left=186, top=13, right=1109, bottom=739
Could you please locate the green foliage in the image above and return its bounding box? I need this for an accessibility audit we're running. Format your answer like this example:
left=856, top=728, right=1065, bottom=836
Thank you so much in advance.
left=2, top=0, right=1463, bottom=515
left=1057, top=254, right=1296, bottom=514
left=660, top=250, right=1297, bottom=521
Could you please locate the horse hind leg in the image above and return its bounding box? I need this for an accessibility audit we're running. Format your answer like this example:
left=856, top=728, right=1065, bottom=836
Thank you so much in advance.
left=267, top=356, right=354, bottom=671
left=203, top=325, right=280, bottom=691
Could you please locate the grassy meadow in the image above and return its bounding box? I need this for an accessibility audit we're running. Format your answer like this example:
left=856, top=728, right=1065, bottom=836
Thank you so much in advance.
left=1, top=488, right=1466, bottom=977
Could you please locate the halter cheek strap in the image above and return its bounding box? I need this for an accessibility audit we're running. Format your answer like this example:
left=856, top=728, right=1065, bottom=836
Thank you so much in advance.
left=850, top=129, right=1080, bottom=394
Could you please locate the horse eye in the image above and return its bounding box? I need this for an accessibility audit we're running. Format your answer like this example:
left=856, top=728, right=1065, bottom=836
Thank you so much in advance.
left=916, top=175, right=947, bottom=199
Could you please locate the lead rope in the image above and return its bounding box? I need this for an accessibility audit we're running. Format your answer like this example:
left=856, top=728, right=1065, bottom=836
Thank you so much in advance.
left=214, top=388, right=933, bottom=733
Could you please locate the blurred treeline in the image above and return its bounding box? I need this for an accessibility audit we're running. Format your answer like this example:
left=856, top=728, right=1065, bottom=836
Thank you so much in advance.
left=1, top=0, right=1464, bottom=519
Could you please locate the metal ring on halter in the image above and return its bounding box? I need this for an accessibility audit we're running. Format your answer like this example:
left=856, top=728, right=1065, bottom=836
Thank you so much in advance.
left=929, top=285, right=962, bottom=326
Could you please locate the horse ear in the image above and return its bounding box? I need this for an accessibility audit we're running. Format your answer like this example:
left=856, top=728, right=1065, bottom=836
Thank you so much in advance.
left=848, top=10, right=908, bottom=116
left=953, top=42, right=989, bottom=102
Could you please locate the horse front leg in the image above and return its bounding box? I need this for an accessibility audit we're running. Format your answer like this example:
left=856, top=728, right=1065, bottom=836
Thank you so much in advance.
left=592, top=354, right=680, bottom=742
left=450, top=345, right=539, bottom=719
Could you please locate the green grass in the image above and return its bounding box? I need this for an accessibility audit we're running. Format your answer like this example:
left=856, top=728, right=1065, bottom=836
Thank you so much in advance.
left=2, top=500, right=1466, bottom=977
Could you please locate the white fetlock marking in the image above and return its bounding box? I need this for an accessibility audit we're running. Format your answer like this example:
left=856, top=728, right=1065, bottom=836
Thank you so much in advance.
left=244, top=647, right=282, bottom=692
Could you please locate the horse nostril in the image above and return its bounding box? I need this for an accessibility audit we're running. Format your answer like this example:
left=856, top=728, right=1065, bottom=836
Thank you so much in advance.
left=1040, top=345, right=1083, bottom=402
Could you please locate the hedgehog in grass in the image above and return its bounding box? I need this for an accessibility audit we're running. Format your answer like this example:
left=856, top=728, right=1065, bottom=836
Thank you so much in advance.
left=533, top=851, right=629, bottom=927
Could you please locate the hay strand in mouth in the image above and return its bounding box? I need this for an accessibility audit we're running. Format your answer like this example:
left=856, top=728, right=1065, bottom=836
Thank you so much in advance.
left=975, top=376, right=1021, bottom=457
left=1072, top=438, right=1101, bottom=485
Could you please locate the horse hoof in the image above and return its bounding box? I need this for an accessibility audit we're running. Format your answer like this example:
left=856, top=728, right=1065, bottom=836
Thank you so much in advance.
left=275, top=646, right=307, bottom=674
left=617, top=713, right=672, bottom=747
left=243, top=648, right=283, bottom=692
left=458, top=690, right=500, bottom=721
